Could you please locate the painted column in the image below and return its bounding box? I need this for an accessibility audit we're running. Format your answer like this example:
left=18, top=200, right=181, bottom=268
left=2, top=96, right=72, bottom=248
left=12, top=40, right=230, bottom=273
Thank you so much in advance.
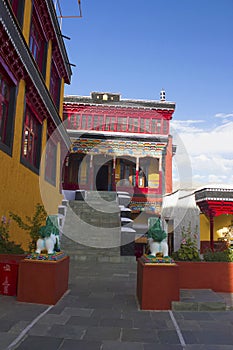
left=112, top=156, right=116, bottom=191
left=209, top=212, right=214, bottom=251
left=89, top=154, right=94, bottom=190
left=136, top=157, right=139, bottom=187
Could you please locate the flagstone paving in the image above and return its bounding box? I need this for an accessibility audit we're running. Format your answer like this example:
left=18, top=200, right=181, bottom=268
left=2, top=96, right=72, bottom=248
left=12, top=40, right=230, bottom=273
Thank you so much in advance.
left=1, top=258, right=233, bottom=350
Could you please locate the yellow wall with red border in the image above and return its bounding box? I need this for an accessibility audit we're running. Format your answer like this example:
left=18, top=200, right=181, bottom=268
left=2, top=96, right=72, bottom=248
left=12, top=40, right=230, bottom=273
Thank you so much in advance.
left=200, top=213, right=233, bottom=241
left=0, top=0, right=64, bottom=251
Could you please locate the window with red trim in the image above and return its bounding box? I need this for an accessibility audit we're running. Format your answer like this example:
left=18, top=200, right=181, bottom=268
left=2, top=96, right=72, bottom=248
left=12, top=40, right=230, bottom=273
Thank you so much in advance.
left=50, top=61, right=61, bottom=108
left=22, top=106, right=42, bottom=170
left=117, top=117, right=127, bottom=132
left=0, top=66, right=17, bottom=154
left=29, top=13, right=45, bottom=72
left=9, top=0, right=25, bottom=26
left=0, top=73, right=10, bottom=144
left=10, top=0, right=19, bottom=15
left=151, top=119, right=161, bottom=134
left=163, top=119, right=169, bottom=134
left=128, top=118, right=139, bottom=133
left=45, top=134, right=57, bottom=186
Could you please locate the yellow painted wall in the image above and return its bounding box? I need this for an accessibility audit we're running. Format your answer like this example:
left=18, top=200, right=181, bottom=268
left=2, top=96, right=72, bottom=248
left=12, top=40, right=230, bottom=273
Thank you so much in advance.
left=1, top=0, right=68, bottom=251
left=200, top=213, right=210, bottom=241
left=148, top=158, right=159, bottom=188
left=1, top=75, right=63, bottom=251
left=200, top=213, right=233, bottom=241
left=115, top=158, right=120, bottom=181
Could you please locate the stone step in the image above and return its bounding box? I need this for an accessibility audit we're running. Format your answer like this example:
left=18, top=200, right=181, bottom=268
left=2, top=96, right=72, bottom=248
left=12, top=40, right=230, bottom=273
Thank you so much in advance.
left=62, top=204, right=121, bottom=250
left=60, top=191, right=136, bottom=261
left=60, top=234, right=136, bottom=262
left=86, top=190, right=117, bottom=202
left=172, top=289, right=227, bottom=311
left=68, top=200, right=120, bottom=228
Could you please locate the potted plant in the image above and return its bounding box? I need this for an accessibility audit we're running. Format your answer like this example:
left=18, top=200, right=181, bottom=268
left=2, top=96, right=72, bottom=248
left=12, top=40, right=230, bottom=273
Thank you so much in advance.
left=172, top=223, right=233, bottom=293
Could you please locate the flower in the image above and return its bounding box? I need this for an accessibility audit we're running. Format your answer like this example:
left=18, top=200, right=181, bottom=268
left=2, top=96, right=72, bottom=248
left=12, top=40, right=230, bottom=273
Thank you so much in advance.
left=1, top=216, right=7, bottom=225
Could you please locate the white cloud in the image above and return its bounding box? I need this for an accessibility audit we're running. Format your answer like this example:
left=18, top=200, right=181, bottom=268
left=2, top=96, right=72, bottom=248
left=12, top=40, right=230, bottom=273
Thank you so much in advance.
left=172, top=121, right=233, bottom=156
left=171, top=118, right=233, bottom=188
left=171, top=120, right=205, bottom=133
left=215, top=113, right=233, bottom=119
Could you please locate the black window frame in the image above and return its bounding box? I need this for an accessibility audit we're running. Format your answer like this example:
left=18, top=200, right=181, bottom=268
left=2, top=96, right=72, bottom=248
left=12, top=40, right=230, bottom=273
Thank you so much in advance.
left=0, top=62, right=17, bottom=156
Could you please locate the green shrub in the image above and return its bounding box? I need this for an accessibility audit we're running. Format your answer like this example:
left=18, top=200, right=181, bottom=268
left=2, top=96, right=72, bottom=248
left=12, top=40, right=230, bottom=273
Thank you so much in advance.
left=203, top=249, right=233, bottom=262
left=10, top=203, right=47, bottom=252
left=0, top=216, right=24, bottom=254
left=172, top=223, right=201, bottom=261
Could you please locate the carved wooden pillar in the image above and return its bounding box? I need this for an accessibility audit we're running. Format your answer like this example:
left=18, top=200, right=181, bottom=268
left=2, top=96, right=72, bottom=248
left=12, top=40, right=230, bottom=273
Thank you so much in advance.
left=136, top=157, right=139, bottom=187
left=89, top=154, right=94, bottom=190
left=209, top=211, right=214, bottom=251
left=112, top=156, right=116, bottom=191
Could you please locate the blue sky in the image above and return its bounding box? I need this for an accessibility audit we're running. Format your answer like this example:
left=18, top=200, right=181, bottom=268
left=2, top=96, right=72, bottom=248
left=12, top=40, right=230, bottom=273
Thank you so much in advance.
left=57, top=0, right=233, bottom=188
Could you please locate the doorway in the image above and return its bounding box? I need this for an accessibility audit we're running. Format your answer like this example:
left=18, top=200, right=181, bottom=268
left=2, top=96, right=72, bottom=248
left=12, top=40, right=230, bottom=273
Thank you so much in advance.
left=96, top=165, right=109, bottom=191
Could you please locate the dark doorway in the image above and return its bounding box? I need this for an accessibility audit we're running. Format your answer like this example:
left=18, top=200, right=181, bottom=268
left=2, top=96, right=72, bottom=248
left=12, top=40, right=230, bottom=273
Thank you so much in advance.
left=166, top=219, right=174, bottom=256
left=96, top=165, right=109, bottom=190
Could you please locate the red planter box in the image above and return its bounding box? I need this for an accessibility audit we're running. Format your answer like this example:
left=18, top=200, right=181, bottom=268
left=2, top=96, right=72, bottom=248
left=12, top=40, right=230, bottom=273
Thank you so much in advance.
left=0, top=254, right=26, bottom=296
left=17, top=256, right=69, bottom=305
left=177, top=261, right=233, bottom=293
left=137, top=259, right=179, bottom=310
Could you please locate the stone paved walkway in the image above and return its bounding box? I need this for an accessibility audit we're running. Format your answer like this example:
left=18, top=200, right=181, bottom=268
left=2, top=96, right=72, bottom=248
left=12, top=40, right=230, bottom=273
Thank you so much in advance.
left=1, top=258, right=233, bottom=350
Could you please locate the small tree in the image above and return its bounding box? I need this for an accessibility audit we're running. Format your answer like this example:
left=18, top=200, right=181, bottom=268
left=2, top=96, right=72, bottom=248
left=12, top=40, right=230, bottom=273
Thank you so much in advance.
left=0, top=216, right=24, bottom=254
left=10, top=203, right=47, bottom=252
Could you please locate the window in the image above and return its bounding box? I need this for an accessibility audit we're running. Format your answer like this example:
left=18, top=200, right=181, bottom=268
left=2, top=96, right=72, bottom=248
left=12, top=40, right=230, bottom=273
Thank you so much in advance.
left=105, top=116, right=111, bottom=131
left=110, top=117, right=116, bottom=131
left=144, top=119, right=150, bottom=133
left=98, top=116, right=103, bottom=130
left=93, top=115, right=99, bottom=130
left=9, top=0, right=25, bottom=26
left=0, top=68, right=17, bottom=153
left=45, top=135, right=57, bottom=186
left=163, top=119, right=169, bottom=134
left=151, top=119, right=161, bottom=134
left=29, top=13, right=45, bottom=72
left=128, top=118, right=139, bottom=132
left=151, top=119, right=156, bottom=134
left=117, top=117, right=127, bottom=131
left=156, top=120, right=161, bottom=133
left=70, top=114, right=76, bottom=129
left=0, top=74, right=10, bottom=144
left=87, top=115, right=92, bottom=130
left=140, top=118, right=145, bottom=133
left=81, top=115, right=87, bottom=129
left=76, top=114, right=81, bottom=129
left=21, top=106, right=42, bottom=171
left=50, top=61, right=61, bottom=108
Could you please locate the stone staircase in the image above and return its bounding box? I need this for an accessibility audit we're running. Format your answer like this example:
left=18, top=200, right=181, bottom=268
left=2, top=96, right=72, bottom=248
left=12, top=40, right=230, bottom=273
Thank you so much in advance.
left=60, top=191, right=136, bottom=262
